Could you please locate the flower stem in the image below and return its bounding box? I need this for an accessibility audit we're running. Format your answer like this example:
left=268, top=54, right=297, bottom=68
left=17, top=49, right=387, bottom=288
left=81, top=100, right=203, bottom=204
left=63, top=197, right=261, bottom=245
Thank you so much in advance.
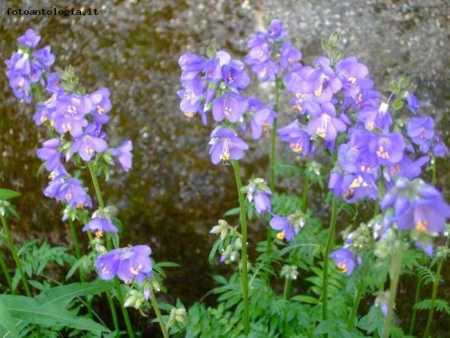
left=0, top=252, right=14, bottom=294
left=382, top=242, right=404, bottom=338
left=408, top=277, right=422, bottom=335
left=105, top=290, right=120, bottom=334
left=231, top=160, right=250, bottom=336
left=347, top=281, right=364, bottom=331
left=68, top=219, right=82, bottom=259
left=68, top=219, right=93, bottom=318
left=88, top=163, right=105, bottom=208
left=0, top=215, right=31, bottom=297
left=266, top=77, right=281, bottom=258
left=423, top=258, right=443, bottom=337
left=149, top=288, right=169, bottom=338
left=114, top=278, right=135, bottom=338
left=301, top=174, right=309, bottom=212
left=322, top=197, right=338, bottom=321
left=270, top=76, right=280, bottom=192
left=283, top=277, right=292, bottom=300
left=87, top=162, right=135, bottom=338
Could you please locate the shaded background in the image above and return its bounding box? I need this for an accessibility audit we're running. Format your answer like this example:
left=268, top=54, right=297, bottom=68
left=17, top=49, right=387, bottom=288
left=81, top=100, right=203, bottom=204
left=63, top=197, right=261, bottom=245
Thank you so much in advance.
left=1, top=0, right=449, bottom=336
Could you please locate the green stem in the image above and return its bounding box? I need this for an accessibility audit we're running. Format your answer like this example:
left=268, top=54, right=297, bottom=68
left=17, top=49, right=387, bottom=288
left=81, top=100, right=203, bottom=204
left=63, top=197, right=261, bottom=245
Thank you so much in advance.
left=266, top=77, right=280, bottom=259
left=88, top=163, right=105, bottom=208
left=408, top=277, right=422, bottom=335
left=232, top=160, right=250, bottom=336
left=106, top=290, right=120, bottom=335
left=423, top=259, right=443, bottom=337
left=68, top=219, right=82, bottom=260
left=432, top=156, right=436, bottom=186
left=1, top=215, right=31, bottom=297
left=0, top=252, right=14, bottom=294
left=68, top=219, right=93, bottom=318
left=283, top=278, right=292, bottom=300
left=322, top=197, right=338, bottom=321
left=382, top=242, right=404, bottom=338
left=87, top=162, right=134, bottom=338
left=347, top=281, right=364, bottom=331
left=301, top=174, right=309, bottom=212
left=149, top=288, right=169, bottom=338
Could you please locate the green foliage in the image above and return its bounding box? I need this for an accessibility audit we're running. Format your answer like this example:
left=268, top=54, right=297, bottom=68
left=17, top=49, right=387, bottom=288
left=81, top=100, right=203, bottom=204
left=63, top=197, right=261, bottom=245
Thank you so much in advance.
left=0, top=281, right=113, bottom=336
left=413, top=299, right=450, bottom=314
left=13, top=240, right=76, bottom=289
left=0, top=188, right=21, bottom=201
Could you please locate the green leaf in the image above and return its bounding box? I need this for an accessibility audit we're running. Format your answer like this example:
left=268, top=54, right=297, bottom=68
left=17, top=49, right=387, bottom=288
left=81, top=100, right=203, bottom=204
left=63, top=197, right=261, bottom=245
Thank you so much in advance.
left=0, top=295, right=109, bottom=335
left=206, top=45, right=217, bottom=59
left=392, top=99, right=404, bottom=110
left=223, top=207, right=240, bottom=217
left=0, top=299, right=20, bottom=338
left=0, top=189, right=20, bottom=201
left=291, top=295, right=319, bottom=304
left=36, top=280, right=114, bottom=307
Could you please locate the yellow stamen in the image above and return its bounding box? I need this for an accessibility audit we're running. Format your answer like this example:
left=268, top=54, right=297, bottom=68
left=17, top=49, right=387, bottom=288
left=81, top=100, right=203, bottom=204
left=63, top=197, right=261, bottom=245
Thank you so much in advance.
left=185, top=112, right=195, bottom=119
left=97, top=105, right=105, bottom=114
left=415, top=220, right=427, bottom=232
left=95, top=230, right=103, bottom=238
left=314, top=85, right=323, bottom=97
left=348, top=77, right=357, bottom=85
left=290, top=142, right=303, bottom=153
left=276, top=231, right=286, bottom=241
left=40, top=116, right=48, bottom=123
left=263, top=124, right=269, bottom=133
left=376, top=146, right=390, bottom=159
left=366, top=121, right=374, bottom=131
left=338, top=263, right=348, bottom=274
left=316, top=127, right=326, bottom=138
left=293, top=104, right=303, bottom=112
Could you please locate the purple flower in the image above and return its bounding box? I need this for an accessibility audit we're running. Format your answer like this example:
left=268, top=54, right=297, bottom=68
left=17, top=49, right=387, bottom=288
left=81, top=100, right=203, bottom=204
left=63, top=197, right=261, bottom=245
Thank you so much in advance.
left=177, top=77, right=205, bottom=122
left=52, top=94, right=92, bottom=137
left=6, top=70, right=32, bottom=103
left=251, top=60, right=280, bottom=82
left=280, top=40, right=302, bottom=70
left=254, top=193, right=271, bottom=214
left=82, top=217, right=118, bottom=236
left=95, top=245, right=152, bottom=283
left=406, top=92, right=420, bottom=114
left=358, top=103, right=393, bottom=132
left=381, top=179, right=450, bottom=233
left=415, top=241, right=433, bottom=258
left=369, top=132, right=405, bottom=165
left=89, top=88, right=112, bottom=125
left=397, top=197, right=450, bottom=233
left=248, top=98, right=276, bottom=140
left=306, top=103, right=347, bottom=142
left=36, top=138, right=62, bottom=172
left=212, top=92, right=248, bottom=123
left=179, top=53, right=205, bottom=81
left=17, top=29, right=41, bottom=48
left=407, top=116, right=435, bottom=153
left=267, top=19, right=286, bottom=40
left=222, top=60, right=250, bottom=90
left=70, top=132, right=108, bottom=161
left=270, top=215, right=296, bottom=241
left=243, top=42, right=270, bottom=65
left=329, top=248, right=356, bottom=275
left=45, top=72, right=62, bottom=94
left=245, top=178, right=272, bottom=214
left=209, top=128, right=249, bottom=165
left=340, top=173, right=378, bottom=203
left=335, top=56, right=369, bottom=98
left=55, top=178, right=92, bottom=209
left=278, top=120, right=311, bottom=156
left=111, top=141, right=133, bottom=172
left=34, top=46, right=56, bottom=69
